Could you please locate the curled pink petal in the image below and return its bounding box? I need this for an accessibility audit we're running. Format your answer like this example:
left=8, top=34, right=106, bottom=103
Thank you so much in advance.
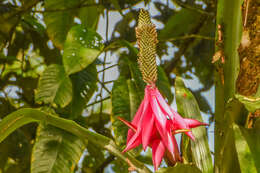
left=127, top=101, right=144, bottom=142
left=152, top=139, right=165, bottom=170
left=141, top=108, right=154, bottom=150
left=184, top=118, right=208, bottom=128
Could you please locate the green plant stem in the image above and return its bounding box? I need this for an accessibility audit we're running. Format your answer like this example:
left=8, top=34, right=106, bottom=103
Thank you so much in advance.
left=0, top=108, right=151, bottom=173
left=214, top=0, right=245, bottom=172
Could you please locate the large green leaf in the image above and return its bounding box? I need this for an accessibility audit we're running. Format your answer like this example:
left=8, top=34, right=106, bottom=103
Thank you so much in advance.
left=111, top=76, right=140, bottom=146
left=175, top=77, right=213, bottom=173
left=69, top=63, right=98, bottom=118
left=157, top=163, right=202, bottom=173
left=44, top=0, right=80, bottom=49
left=233, top=124, right=260, bottom=173
left=63, top=25, right=103, bottom=75
left=159, top=9, right=201, bottom=41
left=31, top=124, right=85, bottom=173
left=0, top=108, right=151, bottom=173
left=35, top=64, right=72, bottom=108
left=78, top=0, right=101, bottom=30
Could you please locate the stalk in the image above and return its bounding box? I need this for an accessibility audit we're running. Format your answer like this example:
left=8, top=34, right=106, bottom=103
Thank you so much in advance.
left=214, top=0, right=246, bottom=172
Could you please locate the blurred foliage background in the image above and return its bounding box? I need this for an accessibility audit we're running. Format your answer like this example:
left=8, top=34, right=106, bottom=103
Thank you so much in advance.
left=0, top=0, right=218, bottom=172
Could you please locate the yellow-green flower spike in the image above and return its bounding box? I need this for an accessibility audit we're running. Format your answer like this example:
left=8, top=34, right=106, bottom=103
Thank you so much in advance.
left=136, top=9, right=158, bottom=85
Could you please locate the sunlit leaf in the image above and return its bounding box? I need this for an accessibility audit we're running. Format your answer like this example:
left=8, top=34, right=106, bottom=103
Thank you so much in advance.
left=63, top=25, right=103, bottom=75
left=35, top=64, right=72, bottom=107
left=0, top=108, right=151, bottom=173
left=233, top=124, right=260, bottom=173
left=175, top=77, right=213, bottom=173
left=235, top=94, right=260, bottom=112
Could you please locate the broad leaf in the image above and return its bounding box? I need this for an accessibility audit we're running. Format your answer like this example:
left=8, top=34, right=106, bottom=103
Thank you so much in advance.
left=0, top=108, right=151, bottom=173
left=111, top=76, right=141, bottom=146
left=78, top=0, right=101, bottom=30
left=69, top=63, right=98, bottom=118
left=44, top=0, right=80, bottom=49
left=233, top=124, right=260, bottom=173
left=63, top=25, right=103, bottom=75
left=175, top=77, right=213, bottom=173
left=31, top=124, right=85, bottom=173
left=35, top=64, right=72, bottom=107
left=157, top=163, right=201, bottom=173
left=159, top=9, right=201, bottom=41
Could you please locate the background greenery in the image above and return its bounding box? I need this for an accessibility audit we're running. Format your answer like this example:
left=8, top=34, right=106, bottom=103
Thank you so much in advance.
left=0, top=0, right=259, bottom=173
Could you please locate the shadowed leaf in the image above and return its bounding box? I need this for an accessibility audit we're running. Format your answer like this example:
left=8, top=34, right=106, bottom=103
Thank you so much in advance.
left=31, top=124, right=85, bottom=173
left=44, top=0, right=80, bottom=49
left=35, top=64, right=72, bottom=107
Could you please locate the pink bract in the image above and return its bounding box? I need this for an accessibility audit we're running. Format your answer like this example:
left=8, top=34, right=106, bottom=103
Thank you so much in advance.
left=118, top=85, right=207, bottom=170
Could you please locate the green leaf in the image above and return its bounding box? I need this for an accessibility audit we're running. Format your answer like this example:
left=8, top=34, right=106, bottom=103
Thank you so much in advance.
left=235, top=94, right=260, bottom=112
left=175, top=77, right=213, bottom=173
left=82, top=141, right=105, bottom=171
left=31, top=124, right=85, bottom=173
left=78, top=0, right=101, bottom=30
left=63, top=25, right=103, bottom=75
left=35, top=64, right=72, bottom=108
left=111, top=76, right=142, bottom=147
left=156, top=163, right=202, bottom=173
left=0, top=108, right=151, bottom=173
left=233, top=124, right=260, bottom=173
left=69, top=63, right=98, bottom=118
left=111, top=76, right=130, bottom=146
left=0, top=130, right=31, bottom=173
left=156, top=66, right=173, bottom=103
left=44, top=0, right=80, bottom=49
left=159, top=9, right=201, bottom=41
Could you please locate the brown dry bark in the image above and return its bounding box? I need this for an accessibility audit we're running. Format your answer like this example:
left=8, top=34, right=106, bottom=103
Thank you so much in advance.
left=236, top=0, right=260, bottom=96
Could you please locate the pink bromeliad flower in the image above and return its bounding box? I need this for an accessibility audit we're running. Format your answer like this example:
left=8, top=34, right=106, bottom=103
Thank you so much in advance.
left=118, top=84, right=207, bottom=170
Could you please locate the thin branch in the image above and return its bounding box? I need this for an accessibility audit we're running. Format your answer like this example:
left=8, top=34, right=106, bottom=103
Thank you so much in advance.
left=103, top=80, right=115, bottom=84
left=98, top=79, right=111, bottom=95
left=96, top=155, right=115, bottom=173
left=97, top=64, right=118, bottom=73
left=86, top=96, right=110, bottom=108
left=161, top=34, right=214, bottom=42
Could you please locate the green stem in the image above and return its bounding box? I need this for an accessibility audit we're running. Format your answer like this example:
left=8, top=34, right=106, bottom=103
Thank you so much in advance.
left=214, top=0, right=246, bottom=172
left=0, top=108, right=151, bottom=173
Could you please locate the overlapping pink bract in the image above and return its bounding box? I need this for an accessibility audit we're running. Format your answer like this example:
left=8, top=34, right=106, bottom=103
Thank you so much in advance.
left=118, top=85, right=207, bottom=170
